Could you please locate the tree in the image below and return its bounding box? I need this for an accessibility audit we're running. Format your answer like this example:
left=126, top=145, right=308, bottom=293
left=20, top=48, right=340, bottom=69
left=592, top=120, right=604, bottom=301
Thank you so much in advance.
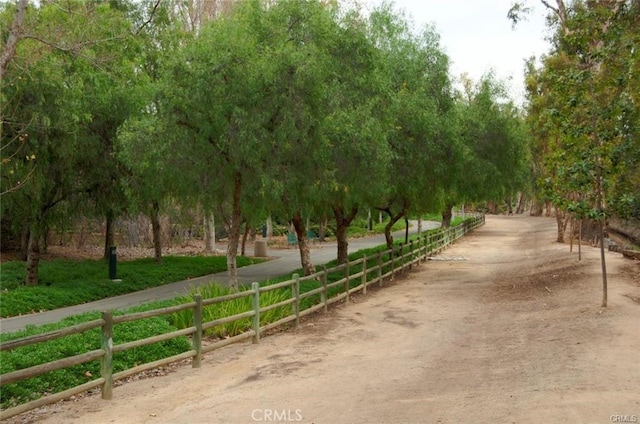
left=513, top=0, right=640, bottom=307
left=164, top=1, right=275, bottom=289
left=451, top=73, right=531, bottom=220
left=1, top=1, right=141, bottom=285
left=368, top=4, right=456, bottom=247
left=318, top=7, right=392, bottom=264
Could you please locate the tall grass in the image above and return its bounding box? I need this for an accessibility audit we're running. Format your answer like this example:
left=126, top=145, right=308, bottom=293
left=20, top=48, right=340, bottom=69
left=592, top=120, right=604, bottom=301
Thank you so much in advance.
left=171, top=282, right=291, bottom=338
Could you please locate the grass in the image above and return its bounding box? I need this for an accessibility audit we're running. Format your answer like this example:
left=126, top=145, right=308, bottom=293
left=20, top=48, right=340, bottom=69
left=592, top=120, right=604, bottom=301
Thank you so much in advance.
left=171, top=283, right=291, bottom=338
left=0, top=255, right=264, bottom=318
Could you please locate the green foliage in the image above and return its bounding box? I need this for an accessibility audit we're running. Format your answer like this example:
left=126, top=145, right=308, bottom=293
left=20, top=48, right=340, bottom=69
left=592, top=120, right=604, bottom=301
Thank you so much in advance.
left=1, top=0, right=148, bottom=284
left=525, top=1, right=640, bottom=220
left=170, top=282, right=290, bottom=338
left=0, top=310, right=190, bottom=409
left=0, top=256, right=263, bottom=317
left=456, top=73, right=532, bottom=204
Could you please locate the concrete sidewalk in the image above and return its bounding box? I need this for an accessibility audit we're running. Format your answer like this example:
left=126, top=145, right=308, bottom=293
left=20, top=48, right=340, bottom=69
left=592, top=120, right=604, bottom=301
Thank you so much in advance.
left=0, top=222, right=439, bottom=333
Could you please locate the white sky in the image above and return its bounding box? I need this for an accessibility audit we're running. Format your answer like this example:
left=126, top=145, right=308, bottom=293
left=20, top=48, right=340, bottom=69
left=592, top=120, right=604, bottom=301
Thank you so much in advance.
left=363, top=0, right=554, bottom=106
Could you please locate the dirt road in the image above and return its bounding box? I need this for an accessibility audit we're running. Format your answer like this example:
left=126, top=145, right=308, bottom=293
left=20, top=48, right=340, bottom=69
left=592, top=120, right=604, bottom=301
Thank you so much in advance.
left=15, top=215, right=640, bottom=424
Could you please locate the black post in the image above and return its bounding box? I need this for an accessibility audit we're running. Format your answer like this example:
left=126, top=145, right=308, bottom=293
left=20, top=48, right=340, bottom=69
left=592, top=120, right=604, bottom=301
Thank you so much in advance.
left=108, top=246, right=117, bottom=280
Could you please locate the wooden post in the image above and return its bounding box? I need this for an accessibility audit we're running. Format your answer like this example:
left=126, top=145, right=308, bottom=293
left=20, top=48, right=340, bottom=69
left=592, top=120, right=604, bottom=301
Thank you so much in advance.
left=390, top=247, right=395, bottom=281
left=377, top=251, right=383, bottom=287
left=192, top=294, right=202, bottom=368
left=362, top=257, right=368, bottom=294
left=400, top=243, right=405, bottom=274
left=321, top=265, right=328, bottom=313
left=251, top=282, right=260, bottom=344
left=344, top=261, right=350, bottom=304
left=293, top=273, right=300, bottom=327
left=409, top=240, right=414, bottom=270
left=100, top=310, right=113, bottom=400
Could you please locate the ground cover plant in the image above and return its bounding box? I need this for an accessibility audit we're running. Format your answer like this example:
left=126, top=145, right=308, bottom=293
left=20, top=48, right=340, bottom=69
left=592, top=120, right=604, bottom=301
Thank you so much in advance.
left=0, top=301, right=190, bottom=409
left=0, top=256, right=263, bottom=317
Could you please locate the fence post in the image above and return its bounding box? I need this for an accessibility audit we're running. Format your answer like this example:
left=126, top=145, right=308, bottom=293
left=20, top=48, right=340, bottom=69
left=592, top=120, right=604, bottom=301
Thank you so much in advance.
left=400, top=243, right=405, bottom=274
left=293, top=273, right=300, bottom=328
left=409, top=240, right=414, bottom=270
left=321, top=265, right=328, bottom=313
left=192, top=294, right=202, bottom=369
left=251, top=282, right=260, bottom=344
left=362, top=257, right=368, bottom=294
left=389, top=245, right=396, bottom=281
left=100, top=310, right=113, bottom=400
left=377, top=251, right=383, bottom=287
left=344, top=261, right=350, bottom=304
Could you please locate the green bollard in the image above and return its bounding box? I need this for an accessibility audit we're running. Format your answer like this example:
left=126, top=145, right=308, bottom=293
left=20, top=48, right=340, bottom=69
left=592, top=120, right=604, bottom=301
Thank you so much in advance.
left=108, top=246, right=117, bottom=280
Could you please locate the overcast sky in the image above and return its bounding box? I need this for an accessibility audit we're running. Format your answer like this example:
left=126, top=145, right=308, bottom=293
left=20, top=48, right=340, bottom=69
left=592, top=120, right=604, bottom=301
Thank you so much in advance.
left=363, top=0, right=554, bottom=105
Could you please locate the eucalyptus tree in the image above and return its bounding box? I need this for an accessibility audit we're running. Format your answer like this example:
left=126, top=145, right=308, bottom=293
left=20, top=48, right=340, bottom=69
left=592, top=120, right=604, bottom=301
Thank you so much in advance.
left=1, top=1, right=142, bottom=285
left=514, top=0, right=639, bottom=306
left=367, top=4, right=457, bottom=246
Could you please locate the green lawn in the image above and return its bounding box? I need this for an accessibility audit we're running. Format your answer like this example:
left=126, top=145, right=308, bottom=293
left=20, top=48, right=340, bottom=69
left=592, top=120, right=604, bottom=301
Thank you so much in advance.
left=0, top=255, right=263, bottom=318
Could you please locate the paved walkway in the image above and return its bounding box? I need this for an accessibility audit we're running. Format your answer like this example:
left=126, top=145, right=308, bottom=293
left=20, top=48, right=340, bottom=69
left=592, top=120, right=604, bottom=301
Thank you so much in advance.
left=0, top=222, right=439, bottom=333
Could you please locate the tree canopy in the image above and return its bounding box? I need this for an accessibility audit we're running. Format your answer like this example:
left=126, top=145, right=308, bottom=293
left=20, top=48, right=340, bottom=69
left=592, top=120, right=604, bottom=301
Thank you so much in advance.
left=2, top=0, right=534, bottom=286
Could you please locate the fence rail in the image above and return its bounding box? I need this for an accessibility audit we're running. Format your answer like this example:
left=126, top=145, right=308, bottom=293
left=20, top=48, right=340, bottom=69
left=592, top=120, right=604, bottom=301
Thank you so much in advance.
left=0, top=215, right=484, bottom=420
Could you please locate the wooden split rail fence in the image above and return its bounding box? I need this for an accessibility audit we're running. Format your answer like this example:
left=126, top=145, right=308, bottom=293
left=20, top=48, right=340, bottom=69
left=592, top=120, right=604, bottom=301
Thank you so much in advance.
left=0, top=215, right=484, bottom=420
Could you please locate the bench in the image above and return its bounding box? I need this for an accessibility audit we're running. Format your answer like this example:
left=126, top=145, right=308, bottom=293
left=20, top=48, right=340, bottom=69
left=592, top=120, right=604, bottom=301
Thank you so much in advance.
left=287, top=233, right=298, bottom=247
left=307, top=230, right=318, bottom=244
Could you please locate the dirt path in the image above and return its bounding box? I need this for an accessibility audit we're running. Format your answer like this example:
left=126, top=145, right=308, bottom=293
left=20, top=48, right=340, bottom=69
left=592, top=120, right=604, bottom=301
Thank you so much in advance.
left=13, top=215, right=640, bottom=424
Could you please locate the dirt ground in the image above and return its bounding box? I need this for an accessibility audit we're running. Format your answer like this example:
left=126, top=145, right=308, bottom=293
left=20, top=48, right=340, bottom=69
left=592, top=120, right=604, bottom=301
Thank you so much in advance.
left=8, top=215, right=640, bottom=424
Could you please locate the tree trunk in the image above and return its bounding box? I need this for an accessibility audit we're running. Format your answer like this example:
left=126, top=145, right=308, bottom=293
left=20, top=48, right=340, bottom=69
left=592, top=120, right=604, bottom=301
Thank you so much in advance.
left=506, top=196, right=514, bottom=215
left=404, top=216, right=409, bottom=244
left=20, top=224, right=29, bottom=261
left=241, top=221, right=250, bottom=256
left=150, top=200, right=163, bottom=264
left=204, top=213, right=216, bottom=252
left=545, top=200, right=552, bottom=217
left=515, top=192, right=526, bottom=214
left=318, top=216, right=326, bottom=242
left=441, top=204, right=453, bottom=228
left=25, top=224, right=41, bottom=286
left=103, top=213, right=115, bottom=259
left=382, top=208, right=404, bottom=250
left=599, top=218, right=608, bottom=307
left=487, top=200, right=498, bottom=215
left=0, top=0, right=28, bottom=86
left=333, top=205, right=358, bottom=264
left=292, top=213, right=315, bottom=275
left=266, top=216, right=273, bottom=240
left=227, top=172, right=243, bottom=290
left=529, top=199, right=543, bottom=216
left=554, top=205, right=566, bottom=243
